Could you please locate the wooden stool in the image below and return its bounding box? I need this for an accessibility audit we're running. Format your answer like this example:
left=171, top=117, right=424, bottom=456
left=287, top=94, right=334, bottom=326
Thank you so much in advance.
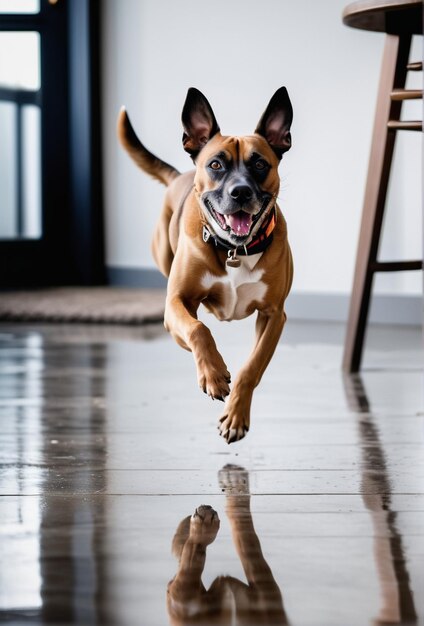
left=342, top=0, right=423, bottom=372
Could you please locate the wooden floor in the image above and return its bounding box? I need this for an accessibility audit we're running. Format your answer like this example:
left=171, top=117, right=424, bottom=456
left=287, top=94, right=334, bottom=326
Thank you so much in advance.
left=0, top=316, right=423, bottom=626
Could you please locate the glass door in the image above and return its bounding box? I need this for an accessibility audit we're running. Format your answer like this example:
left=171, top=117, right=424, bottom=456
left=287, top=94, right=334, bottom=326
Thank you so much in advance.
left=0, top=28, right=42, bottom=240
left=0, top=0, right=103, bottom=288
left=0, top=0, right=73, bottom=287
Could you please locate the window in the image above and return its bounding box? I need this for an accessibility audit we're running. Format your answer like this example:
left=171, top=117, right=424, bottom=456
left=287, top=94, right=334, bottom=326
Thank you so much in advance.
left=0, top=31, right=41, bottom=239
left=0, top=0, right=39, bottom=14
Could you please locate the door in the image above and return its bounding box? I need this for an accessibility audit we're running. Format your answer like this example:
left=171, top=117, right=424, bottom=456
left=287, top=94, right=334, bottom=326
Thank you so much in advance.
left=0, top=0, right=104, bottom=288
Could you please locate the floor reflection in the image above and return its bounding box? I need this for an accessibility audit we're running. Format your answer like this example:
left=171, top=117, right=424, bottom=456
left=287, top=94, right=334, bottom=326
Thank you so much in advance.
left=0, top=331, right=108, bottom=624
left=1, top=325, right=422, bottom=626
left=167, top=465, right=288, bottom=626
left=343, top=374, right=417, bottom=626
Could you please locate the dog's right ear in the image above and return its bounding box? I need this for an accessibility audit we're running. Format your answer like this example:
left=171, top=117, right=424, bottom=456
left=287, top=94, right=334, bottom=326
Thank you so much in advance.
left=182, top=88, right=220, bottom=159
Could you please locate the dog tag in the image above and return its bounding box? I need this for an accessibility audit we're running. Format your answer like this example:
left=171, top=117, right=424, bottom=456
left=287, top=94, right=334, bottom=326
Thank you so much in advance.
left=226, top=250, right=241, bottom=268
left=202, top=225, right=211, bottom=243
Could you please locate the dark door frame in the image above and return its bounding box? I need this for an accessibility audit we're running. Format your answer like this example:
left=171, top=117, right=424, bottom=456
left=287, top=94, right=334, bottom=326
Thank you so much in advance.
left=0, top=0, right=104, bottom=288
left=68, top=0, right=104, bottom=285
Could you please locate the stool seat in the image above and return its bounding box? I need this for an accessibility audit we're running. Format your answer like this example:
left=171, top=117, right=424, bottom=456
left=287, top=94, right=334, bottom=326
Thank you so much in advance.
left=342, top=0, right=423, bottom=372
left=343, top=0, right=422, bottom=34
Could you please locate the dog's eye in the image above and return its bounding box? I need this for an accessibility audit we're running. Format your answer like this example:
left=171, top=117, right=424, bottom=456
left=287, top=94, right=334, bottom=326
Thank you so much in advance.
left=209, top=160, right=222, bottom=170
left=255, top=159, right=268, bottom=170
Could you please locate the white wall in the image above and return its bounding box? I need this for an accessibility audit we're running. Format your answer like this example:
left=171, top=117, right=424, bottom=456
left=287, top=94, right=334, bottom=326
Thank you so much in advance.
left=102, top=0, right=422, bottom=300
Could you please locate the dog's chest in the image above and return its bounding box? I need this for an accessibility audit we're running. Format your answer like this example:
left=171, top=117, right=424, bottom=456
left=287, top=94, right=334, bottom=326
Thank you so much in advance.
left=201, top=253, right=267, bottom=321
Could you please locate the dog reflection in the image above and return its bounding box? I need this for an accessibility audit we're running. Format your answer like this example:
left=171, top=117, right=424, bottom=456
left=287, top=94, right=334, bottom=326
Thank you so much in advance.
left=167, top=465, right=288, bottom=625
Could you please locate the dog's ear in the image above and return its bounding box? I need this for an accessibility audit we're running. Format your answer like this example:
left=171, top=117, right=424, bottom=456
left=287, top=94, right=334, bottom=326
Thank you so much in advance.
left=255, top=87, right=293, bottom=159
left=182, top=88, right=220, bottom=159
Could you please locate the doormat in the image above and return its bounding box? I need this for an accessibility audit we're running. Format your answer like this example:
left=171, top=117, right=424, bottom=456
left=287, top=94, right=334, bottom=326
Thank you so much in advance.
left=0, top=287, right=166, bottom=325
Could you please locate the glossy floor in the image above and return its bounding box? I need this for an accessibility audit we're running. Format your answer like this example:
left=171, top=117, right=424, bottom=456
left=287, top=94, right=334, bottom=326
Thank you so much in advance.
left=0, top=317, right=423, bottom=626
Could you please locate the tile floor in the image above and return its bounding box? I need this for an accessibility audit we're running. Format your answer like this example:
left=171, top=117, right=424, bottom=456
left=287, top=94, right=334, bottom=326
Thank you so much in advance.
left=0, top=316, right=423, bottom=626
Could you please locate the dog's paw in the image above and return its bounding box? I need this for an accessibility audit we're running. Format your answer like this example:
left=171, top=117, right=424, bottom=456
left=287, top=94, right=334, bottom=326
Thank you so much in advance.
left=190, top=505, right=220, bottom=545
left=218, top=464, right=250, bottom=495
left=197, top=358, right=231, bottom=401
left=218, top=410, right=249, bottom=444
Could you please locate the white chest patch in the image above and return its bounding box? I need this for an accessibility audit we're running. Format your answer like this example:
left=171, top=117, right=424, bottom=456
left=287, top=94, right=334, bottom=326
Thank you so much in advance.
left=201, top=253, right=267, bottom=320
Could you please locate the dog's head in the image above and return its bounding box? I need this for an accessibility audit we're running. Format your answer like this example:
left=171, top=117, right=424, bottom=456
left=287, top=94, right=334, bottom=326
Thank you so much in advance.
left=182, top=87, right=293, bottom=247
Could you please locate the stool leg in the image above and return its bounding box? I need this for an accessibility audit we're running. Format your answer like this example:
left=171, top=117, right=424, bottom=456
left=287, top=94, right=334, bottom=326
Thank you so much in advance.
left=342, top=33, right=412, bottom=373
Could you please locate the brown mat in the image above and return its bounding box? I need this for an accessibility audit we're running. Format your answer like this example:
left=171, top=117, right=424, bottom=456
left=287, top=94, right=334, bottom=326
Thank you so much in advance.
left=0, top=287, right=166, bottom=325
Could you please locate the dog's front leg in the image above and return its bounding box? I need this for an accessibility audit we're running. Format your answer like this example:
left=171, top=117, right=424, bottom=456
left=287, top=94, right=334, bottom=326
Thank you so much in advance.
left=219, top=309, right=286, bottom=443
left=165, top=294, right=231, bottom=401
left=167, top=505, right=220, bottom=620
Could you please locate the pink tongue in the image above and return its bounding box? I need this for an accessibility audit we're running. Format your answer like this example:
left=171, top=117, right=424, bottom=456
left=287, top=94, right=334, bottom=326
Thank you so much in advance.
left=226, top=211, right=252, bottom=236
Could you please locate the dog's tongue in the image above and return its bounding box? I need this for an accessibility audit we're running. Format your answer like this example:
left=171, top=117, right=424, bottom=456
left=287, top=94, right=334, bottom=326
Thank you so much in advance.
left=225, top=211, right=252, bottom=236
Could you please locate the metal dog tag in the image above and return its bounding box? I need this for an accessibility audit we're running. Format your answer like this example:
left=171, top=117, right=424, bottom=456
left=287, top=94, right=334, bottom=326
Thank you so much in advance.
left=226, top=250, right=241, bottom=268
left=202, top=225, right=211, bottom=243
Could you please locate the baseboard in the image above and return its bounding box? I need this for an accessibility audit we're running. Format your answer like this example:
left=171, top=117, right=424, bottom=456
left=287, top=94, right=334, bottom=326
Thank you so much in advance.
left=285, top=292, right=422, bottom=326
left=107, top=266, right=167, bottom=288
left=107, top=266, right=422, bottom=326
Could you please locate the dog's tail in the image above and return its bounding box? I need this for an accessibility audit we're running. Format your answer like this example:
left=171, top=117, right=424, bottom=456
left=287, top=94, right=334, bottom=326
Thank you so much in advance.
left=117, top=107, right=180, bottom=187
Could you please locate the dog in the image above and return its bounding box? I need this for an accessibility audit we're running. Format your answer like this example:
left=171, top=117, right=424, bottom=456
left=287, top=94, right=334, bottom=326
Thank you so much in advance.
left=167, top=465, right=288, bottom=625
left=117, top=87, right=293, bottom=443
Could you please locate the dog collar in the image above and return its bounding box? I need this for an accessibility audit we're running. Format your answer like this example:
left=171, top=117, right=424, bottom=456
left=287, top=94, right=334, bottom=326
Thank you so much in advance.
left=202, top=207, right=277, bottom=261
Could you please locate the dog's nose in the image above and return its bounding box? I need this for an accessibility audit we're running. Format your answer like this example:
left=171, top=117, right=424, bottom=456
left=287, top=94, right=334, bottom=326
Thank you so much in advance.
left=228, top=184, right=253, bottom=203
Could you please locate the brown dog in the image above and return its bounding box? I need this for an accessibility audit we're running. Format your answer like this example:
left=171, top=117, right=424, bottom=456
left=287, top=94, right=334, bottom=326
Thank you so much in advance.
left=117, top=88, right=293, bottom=443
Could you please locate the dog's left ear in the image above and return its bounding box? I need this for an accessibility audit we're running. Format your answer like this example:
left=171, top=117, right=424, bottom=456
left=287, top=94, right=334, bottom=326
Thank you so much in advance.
left=182, top=88, right=220, bottom=159
left=255, top=87, right=293, bottom=159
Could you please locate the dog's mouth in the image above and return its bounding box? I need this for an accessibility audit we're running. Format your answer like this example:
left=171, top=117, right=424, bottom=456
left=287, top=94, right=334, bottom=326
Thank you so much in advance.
left=215, top=208, right=253, bottom=237
left=204, top=197, right=269, bottom=239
